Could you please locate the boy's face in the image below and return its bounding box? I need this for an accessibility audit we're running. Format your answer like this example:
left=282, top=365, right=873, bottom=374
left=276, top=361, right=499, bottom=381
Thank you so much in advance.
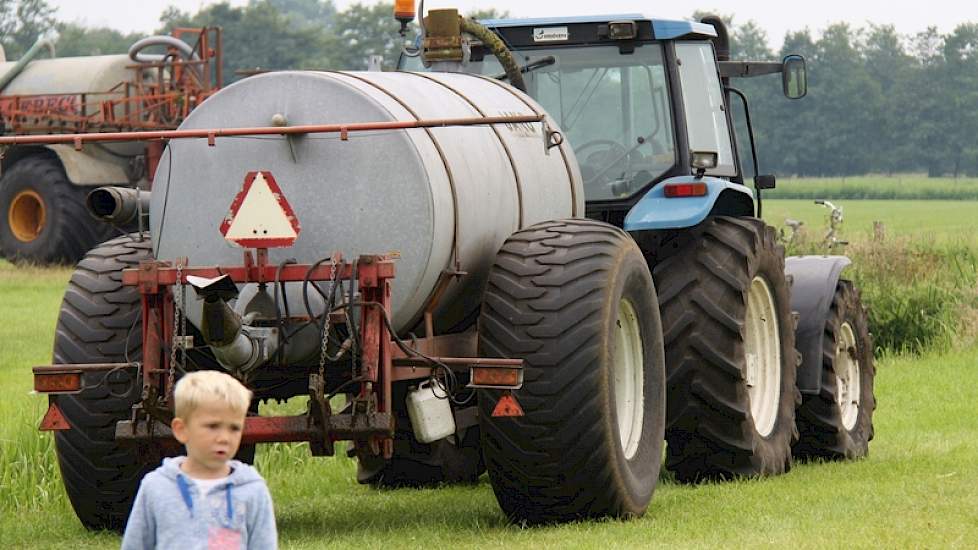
left=171, top=401, right=245, bottom=478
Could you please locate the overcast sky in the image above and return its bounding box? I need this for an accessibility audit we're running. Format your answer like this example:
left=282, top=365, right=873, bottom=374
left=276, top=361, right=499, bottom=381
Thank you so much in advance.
left=48, top=0, right=976, bottom=48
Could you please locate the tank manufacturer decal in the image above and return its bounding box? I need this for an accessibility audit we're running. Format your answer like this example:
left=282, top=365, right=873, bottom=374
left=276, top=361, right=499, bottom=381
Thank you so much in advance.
left=0, top=94, right=79, bottom=117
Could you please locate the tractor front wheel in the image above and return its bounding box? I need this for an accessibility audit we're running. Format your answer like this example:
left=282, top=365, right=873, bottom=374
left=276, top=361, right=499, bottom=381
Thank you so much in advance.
left=793, top=280, right=876, bottom=460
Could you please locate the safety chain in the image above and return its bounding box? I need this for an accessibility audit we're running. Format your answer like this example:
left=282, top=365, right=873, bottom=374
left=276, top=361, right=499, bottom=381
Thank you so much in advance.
left=168, top=263, right=185, bottom=401
left=317, top=261, right=337, bottom=383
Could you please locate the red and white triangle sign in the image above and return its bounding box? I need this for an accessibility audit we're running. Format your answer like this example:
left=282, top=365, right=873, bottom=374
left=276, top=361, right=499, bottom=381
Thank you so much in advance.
left=220, top=171, right=301, bottom=248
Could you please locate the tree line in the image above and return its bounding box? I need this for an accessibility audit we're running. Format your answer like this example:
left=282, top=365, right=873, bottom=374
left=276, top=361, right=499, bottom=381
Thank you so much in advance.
left=1, top=0, right=976, bottom=177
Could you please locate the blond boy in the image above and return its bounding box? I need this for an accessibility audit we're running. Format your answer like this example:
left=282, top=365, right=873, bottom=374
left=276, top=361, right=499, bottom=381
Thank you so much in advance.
left=121, top=371, right=277, bottom=549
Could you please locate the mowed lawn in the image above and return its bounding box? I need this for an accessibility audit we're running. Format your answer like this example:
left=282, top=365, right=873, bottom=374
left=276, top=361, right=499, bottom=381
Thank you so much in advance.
left=3, top=198, right=978, bottom=548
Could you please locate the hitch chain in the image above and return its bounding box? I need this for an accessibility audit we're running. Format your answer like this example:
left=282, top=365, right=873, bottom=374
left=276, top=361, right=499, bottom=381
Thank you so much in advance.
left=168, top=263, right=186, bottom=402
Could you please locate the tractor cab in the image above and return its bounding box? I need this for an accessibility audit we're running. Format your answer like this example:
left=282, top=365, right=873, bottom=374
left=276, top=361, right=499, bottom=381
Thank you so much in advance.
left=399, top=13, right=806, bottom=224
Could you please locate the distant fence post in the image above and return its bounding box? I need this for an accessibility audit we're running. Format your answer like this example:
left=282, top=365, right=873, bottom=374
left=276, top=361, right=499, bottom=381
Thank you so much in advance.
left=873, top=221, right=886, bottom=242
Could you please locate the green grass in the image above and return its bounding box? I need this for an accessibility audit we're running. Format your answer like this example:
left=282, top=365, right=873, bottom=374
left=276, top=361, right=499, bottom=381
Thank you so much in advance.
left=763, top=200, right=978, bottom=354
left=765, top=175, right=978, bottom=200
left=3, top=191, right=978, bottom=547
left=763, top=199, right=978, bottom=245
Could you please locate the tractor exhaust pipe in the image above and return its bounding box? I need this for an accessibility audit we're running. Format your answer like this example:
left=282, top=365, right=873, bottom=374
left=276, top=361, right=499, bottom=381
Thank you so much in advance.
left=86, top=186, right=150, bottom=225
left=700, top=15, right=730, bottom=62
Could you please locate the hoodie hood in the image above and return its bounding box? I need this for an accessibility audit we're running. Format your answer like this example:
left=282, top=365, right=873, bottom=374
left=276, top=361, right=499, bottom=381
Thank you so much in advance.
left=159, top=456, right=263, bottom=487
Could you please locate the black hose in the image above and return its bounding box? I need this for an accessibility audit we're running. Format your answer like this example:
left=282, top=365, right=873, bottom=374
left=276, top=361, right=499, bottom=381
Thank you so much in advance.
left=460, top=18, right=526, bottom=92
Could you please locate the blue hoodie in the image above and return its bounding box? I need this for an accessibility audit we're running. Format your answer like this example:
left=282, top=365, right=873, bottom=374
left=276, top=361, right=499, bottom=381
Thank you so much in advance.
left=121, top=456, right=277, bottom=550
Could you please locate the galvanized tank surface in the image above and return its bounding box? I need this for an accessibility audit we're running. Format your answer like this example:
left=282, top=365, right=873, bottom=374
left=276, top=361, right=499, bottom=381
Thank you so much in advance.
left=0, top=55, right=151, bottom=156
left=152, top=70, right=583, bottom=335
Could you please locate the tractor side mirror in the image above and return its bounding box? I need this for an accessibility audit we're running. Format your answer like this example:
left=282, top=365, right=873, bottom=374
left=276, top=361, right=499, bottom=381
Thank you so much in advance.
left=782, top=55, right=807, bottom=99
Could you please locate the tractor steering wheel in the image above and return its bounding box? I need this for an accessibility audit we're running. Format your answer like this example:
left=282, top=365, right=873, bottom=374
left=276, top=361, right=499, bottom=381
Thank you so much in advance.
left=575, top=139, right=632, bottom=187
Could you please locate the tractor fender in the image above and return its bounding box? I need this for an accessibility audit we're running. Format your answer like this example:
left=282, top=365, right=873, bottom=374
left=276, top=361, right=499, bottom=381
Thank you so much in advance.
left=623, top=175, right=754, bottom=231
left=785, top=255, right=852, bottom=394
left=1, top=144, right=130, bottom=186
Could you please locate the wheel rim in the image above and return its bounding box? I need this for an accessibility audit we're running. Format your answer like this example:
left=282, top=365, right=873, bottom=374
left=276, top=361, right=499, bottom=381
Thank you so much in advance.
left=8, top=189, right=46, bottom=243
left=745, top=276, right=782, bottom=437
left=613, top=297, right=644, bottom=460
left=836, top=321, right=861, bottom=430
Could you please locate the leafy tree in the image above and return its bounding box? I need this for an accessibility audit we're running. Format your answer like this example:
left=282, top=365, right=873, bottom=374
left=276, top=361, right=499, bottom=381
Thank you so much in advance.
left=159, top=1, right=329, bottom=79
left=256, top=0, right=336, bottom=31
left=0, top=0, right=56, bottom=59
left=54, top=23, right=143, bottom=57
left=329, top=2, right=405, bottom=70
left=466, top=8, right=511, bottom=21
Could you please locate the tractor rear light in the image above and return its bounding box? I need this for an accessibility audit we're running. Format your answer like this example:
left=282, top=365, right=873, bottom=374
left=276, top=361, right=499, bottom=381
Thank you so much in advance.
left=33, top=370, right=82, bottom=394
left=664, top=182, right=708, bottom=198
left=469, top=366, right=523, bottom=389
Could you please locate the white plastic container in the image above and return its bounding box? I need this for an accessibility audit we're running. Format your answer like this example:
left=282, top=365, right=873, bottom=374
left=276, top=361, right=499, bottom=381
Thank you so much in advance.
left=406, top=379, right=456, bottom=443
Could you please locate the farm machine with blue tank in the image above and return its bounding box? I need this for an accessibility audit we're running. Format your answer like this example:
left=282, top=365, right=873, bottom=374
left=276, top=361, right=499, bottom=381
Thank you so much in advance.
left=15, top=3, right=875, bottom=530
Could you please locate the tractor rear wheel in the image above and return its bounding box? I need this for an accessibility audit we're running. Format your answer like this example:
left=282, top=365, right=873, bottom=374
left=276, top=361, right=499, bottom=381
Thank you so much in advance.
left=653, top=216, right=799, bottom=482
left=793, top=280, right=876, bottom=459
left=0, top=155, right=113, bottom=264
left=51, top=235, right=162, bottom=532
left=478, top=219, right=665, bottom=523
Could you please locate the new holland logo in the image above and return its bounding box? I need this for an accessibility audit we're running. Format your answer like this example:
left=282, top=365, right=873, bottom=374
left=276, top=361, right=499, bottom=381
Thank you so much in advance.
left=533, top=26, right=569, bottom=42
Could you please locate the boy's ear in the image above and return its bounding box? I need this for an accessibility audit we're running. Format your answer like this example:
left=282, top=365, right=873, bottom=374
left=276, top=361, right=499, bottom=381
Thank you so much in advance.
left=171, top=417, right=188, bottom=444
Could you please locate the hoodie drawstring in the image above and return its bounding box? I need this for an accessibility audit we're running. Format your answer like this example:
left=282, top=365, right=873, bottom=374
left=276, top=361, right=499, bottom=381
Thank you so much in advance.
left=225, top=483, right=234, bottom=529
left=176, top=475, right=194, bottom=515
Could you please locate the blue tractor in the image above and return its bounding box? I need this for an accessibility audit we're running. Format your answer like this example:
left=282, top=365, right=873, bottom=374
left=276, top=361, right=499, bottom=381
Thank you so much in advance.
left=399, top=9, right=876, bottom=521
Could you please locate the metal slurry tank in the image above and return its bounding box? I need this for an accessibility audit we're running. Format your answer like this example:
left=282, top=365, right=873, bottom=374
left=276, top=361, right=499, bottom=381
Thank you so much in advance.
left=152, top=70, right=583, bottom=337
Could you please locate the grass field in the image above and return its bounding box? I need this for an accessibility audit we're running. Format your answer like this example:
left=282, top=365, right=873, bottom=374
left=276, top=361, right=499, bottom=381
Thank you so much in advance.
left=762, top=199, right=977, bottom=245
left=2, top=195, right=978, bottom=547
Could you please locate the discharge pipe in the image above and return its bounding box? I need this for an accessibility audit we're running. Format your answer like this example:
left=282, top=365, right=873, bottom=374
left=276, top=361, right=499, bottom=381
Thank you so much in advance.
left=186, top=274, right=274, bottom=373
left=86, top=186, right=151, bottom=225
left=0, top=34, right=57, bottom=93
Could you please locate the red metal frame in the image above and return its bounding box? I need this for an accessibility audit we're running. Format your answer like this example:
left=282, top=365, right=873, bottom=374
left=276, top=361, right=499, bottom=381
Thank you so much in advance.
left=0, top=114, right=545, bottom=148
left=128, top=248, right=399, bottom=455
left=0, top=28, right=222, bottom=137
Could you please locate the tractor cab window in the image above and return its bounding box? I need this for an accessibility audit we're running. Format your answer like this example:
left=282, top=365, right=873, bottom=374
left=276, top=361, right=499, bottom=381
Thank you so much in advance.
left=675, top=42, right=736, bottom=177
left=402, top=44, right=677, bottom=202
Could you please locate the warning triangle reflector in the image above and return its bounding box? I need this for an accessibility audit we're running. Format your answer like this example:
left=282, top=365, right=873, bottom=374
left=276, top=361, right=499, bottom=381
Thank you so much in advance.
left=492, top=392, right=524, bottom=417
left=220, top=171, right=301, bottom=248
left=39, top=402, right=71, bottom=431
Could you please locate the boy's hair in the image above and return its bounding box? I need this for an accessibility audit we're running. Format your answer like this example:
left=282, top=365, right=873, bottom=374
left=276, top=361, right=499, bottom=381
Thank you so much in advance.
left=174, top=371, right=252, bottom=420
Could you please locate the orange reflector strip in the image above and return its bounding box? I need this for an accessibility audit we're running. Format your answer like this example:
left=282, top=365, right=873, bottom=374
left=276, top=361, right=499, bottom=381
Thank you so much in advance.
left=492, top=393, right=524, bottom=417
left=664, top=182, right=708, bottom=198
left=39, top=402, right=71, bottom=431
left=471, top=367, right=521, bottom=388
left=34, top=372, right=82, bottom=393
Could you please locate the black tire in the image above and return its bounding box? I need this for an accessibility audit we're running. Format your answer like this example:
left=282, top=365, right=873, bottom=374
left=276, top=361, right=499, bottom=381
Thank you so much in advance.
left=793, top=280, right=876, bottom=460
left=0, top=154, right=114, bottom=264
left=356, top=385, right=484, bottom=488
left=51, top=234, right=161, bottom=532
left=478, top=219, right=666, bottom=524
left=653, top=216, right=799, bottom=482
